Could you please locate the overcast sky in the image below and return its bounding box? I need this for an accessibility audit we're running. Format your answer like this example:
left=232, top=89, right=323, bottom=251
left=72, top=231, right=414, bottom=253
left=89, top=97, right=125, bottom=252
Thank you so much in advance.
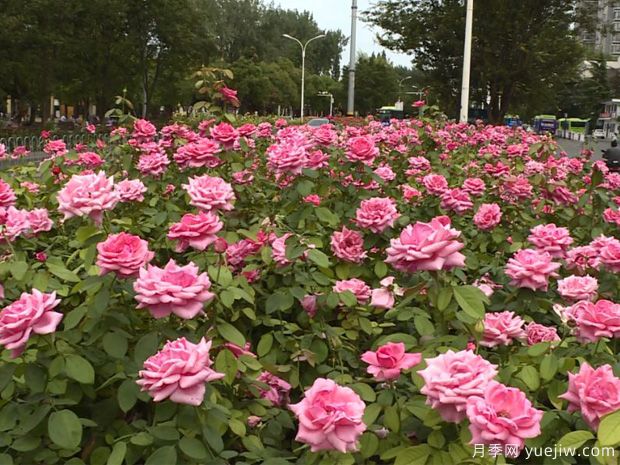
left=273, top=0, right=413, bottom=67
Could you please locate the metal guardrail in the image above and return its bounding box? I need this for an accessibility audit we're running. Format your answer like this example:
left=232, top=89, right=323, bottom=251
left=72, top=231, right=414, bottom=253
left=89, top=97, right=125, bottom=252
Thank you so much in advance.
left=0, top=133, right=110, bottom=153
left=0, top=133, right=111, bottom=169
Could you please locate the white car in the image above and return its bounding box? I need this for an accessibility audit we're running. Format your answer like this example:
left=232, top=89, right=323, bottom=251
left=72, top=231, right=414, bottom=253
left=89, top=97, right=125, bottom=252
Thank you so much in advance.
left=593, top=128, right=605, bottom=139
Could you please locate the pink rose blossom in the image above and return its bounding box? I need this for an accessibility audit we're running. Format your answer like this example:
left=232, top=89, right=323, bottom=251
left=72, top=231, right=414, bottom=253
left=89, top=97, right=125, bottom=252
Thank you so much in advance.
left=271, top=233, right=294, bottom=267
left=505, top=249, right=560, bottom=291
left=422, top=174, right=449, bottom=195
left=303, top=194, right=321, bottom=206
left=597, top=236, right=620, bottom=272
left=27, top=208, right=53, bottom=234
left=223, top=342, right=256, bottom=358
left=167, top=211, right=223, bottom=252
left=525, top=323, right=560, bottom=345
left=183, top=175, right=235, bottom=211
left=440, top=188, right=473, bottom=214
left=0, top=289, right=62, bottom=358
left=462, top=177, right=485, bottom=196
left=137, top=337, right=224, bottom=406
left=137, top=151, right=170, bottom=177
left=386, top=216, right=466, bottom=273
left=289, top=378, right=366, bottom=453
left=132, top=119, right=156, bottom=142
left=480, top=311, right=526, bottom=348
left=115, top=179, right=147, bottom=202
left=473, top=203, right=502, bottom=230
left=528, top=224, right=573, bottom=258
left=564, top=299, right=620, bottom=343
left=557, top=275, right=598, bottom=301
left=466, top=381, right=543, bottom=454
left=57, top=171, right=119, bottom=225
left=330, top=227, right=367, bottom=263
left=210, top=123, right=238, bottom=149
left=333, top=278, right=371, bottom=304
left=134, top=260, right=214, bottom=319
left=565, top=246, right=599, bottom=273
left=301, top=295, right=318, bottom=318
left=0, top=180, right=16, bottom=208
left=419, top=350, right=498, bottom=423
left=173, top=138, right=222, bottom=169
left=346, top=135, right=378, bottom=165
left=560, top=363, right=620, bottom=429
left=96, top=232, right=154, bottom=278
left=256, top=371, right=292, bottom=406
left=361, top=342, right=421, bottom=381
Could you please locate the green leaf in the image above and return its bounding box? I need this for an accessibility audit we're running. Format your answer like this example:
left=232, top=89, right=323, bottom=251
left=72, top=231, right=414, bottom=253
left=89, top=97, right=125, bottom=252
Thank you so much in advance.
left=452, top=285, right=487, bottom=320
left=359, top=432, right=379, bottom=459
left=134, top=332, right=159, bottom=364
left=48, top=409, right=82, bottom=450
left=315, top=207, right=339, bottom=226
left=229, top=418, right=246, bottom=437
left=215, top=348, right=238, bottom=385
left=414, top=316, right=434, bottom=336
left=437, top=287, right=452, bottom=311
left=145, top=446, right=177, bottom=465
left=540, top=354, right=558, bottom=381
left=65, top=355, right=95, bottom=384
left=106, top=442, right=127, bottom=465
left=11, top=261, right=28, bottom=281
left=518, top=365, right=540, bottom=391
left=179, top=436, right=207, bottom=460
left=384, top=405, right=400, bottom=432
left=256, top=334, right=273, bottom=358
left=527, top=342, right=550, bottom=357
left=0, top=453, right=13, bottom=465
left=103, top=332, right=128, bottom=359
left=557, top=430, right=594, bottom=449
left=598, top=410, right=620, bottom=446
left=218, top=322, right=246, bottom=347
left=395, top=445, right=432, bottom=465
left=350, top=383, right=376, bottom=402
left=117, top=379, right=139, bottom=413
left=374, top=261, right=388, bottom=278
left=363, top=404, right=382, bottom=426
left=63, top=307, right=87, bottom=330
left=307, top=249, right=331, bottom=268
left=47, top=263, right=81, bottom=282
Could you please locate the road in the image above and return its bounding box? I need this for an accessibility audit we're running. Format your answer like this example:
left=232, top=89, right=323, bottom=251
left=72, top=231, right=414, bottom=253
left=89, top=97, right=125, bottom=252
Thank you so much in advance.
left=555, top=137, right=608, bottom=161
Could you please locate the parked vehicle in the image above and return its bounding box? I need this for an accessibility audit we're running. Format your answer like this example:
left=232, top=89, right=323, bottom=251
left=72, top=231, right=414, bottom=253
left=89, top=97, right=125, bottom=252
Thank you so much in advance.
left=558, top=117, right=589, bottom=134
left=593, top=128, right=605, bottom=139
left=532, top=115, right=558, bottom=134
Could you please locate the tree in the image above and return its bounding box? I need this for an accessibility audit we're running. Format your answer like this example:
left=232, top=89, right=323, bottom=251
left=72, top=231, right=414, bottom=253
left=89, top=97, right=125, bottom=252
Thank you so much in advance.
left=340, top=53, right=402, bottom=115
left=365, top=0, right=586, bottom=122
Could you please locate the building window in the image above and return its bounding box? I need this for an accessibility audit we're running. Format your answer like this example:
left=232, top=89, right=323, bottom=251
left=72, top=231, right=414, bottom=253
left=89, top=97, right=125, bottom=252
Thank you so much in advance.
left=614, top=22, right=620, bottom=32
left=615, top=8, right=620, bottom=20
left=613, top=44, right=620, bottom=54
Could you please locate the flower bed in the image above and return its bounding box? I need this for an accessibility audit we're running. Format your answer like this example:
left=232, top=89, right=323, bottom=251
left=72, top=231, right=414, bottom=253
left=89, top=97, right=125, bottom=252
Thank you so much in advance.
left=0, top=115, right=619, bottom=465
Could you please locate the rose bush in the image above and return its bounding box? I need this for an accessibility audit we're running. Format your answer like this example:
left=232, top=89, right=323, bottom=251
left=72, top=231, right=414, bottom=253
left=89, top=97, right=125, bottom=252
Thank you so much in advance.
left=0, top=110, right=619, bottom=465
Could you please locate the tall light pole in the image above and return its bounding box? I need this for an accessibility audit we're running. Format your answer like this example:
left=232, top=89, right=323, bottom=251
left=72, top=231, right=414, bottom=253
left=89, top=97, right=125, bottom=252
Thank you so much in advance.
left=459, top=0, right=474, bottom=123
left=283, top=33, right=326, bottom=122
left=398, top=76, right=412, bottom=101
left=347, top=0, right=358, bottom=116
left=318, top=91, right=334, bottom=116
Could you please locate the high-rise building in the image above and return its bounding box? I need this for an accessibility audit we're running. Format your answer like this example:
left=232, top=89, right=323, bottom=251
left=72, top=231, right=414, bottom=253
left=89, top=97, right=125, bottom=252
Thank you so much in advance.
left=580, top=0, right=620, bottom=56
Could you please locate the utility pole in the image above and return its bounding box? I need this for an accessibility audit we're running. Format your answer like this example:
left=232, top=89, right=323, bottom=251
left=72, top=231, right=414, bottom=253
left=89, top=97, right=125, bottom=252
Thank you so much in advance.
left=347, top=0, right=357, bottom=116
left=459, top=0, right=474, bottom=123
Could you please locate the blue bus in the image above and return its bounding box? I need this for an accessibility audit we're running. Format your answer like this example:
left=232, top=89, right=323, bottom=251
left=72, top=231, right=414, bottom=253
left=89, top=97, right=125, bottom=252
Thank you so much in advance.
left=533, top=115, right=558, bottom=134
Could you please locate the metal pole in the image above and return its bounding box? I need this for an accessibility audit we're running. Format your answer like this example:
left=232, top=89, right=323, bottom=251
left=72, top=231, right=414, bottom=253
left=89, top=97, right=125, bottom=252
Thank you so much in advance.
left=301, top=46, right=306, bottom=122
left=347, top=0, right=357, bottom=116
left=459, top=0, right=474, bottom=123
left=330, top=95, right=333, bottom=117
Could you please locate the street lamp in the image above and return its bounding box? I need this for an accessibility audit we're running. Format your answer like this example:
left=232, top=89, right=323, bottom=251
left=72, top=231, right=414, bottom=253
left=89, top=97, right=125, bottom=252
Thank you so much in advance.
left=283, top=33, right=326, bottom=122
left=317, top=91, right=334, bottom=117
left=459, top=0, right=474, bottom=123
left=398, top=76, right=412, bottom=100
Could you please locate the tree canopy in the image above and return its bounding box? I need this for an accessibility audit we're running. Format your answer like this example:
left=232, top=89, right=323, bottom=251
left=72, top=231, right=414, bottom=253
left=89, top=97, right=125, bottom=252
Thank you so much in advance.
left=365, top=0, right=587, bottom=122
